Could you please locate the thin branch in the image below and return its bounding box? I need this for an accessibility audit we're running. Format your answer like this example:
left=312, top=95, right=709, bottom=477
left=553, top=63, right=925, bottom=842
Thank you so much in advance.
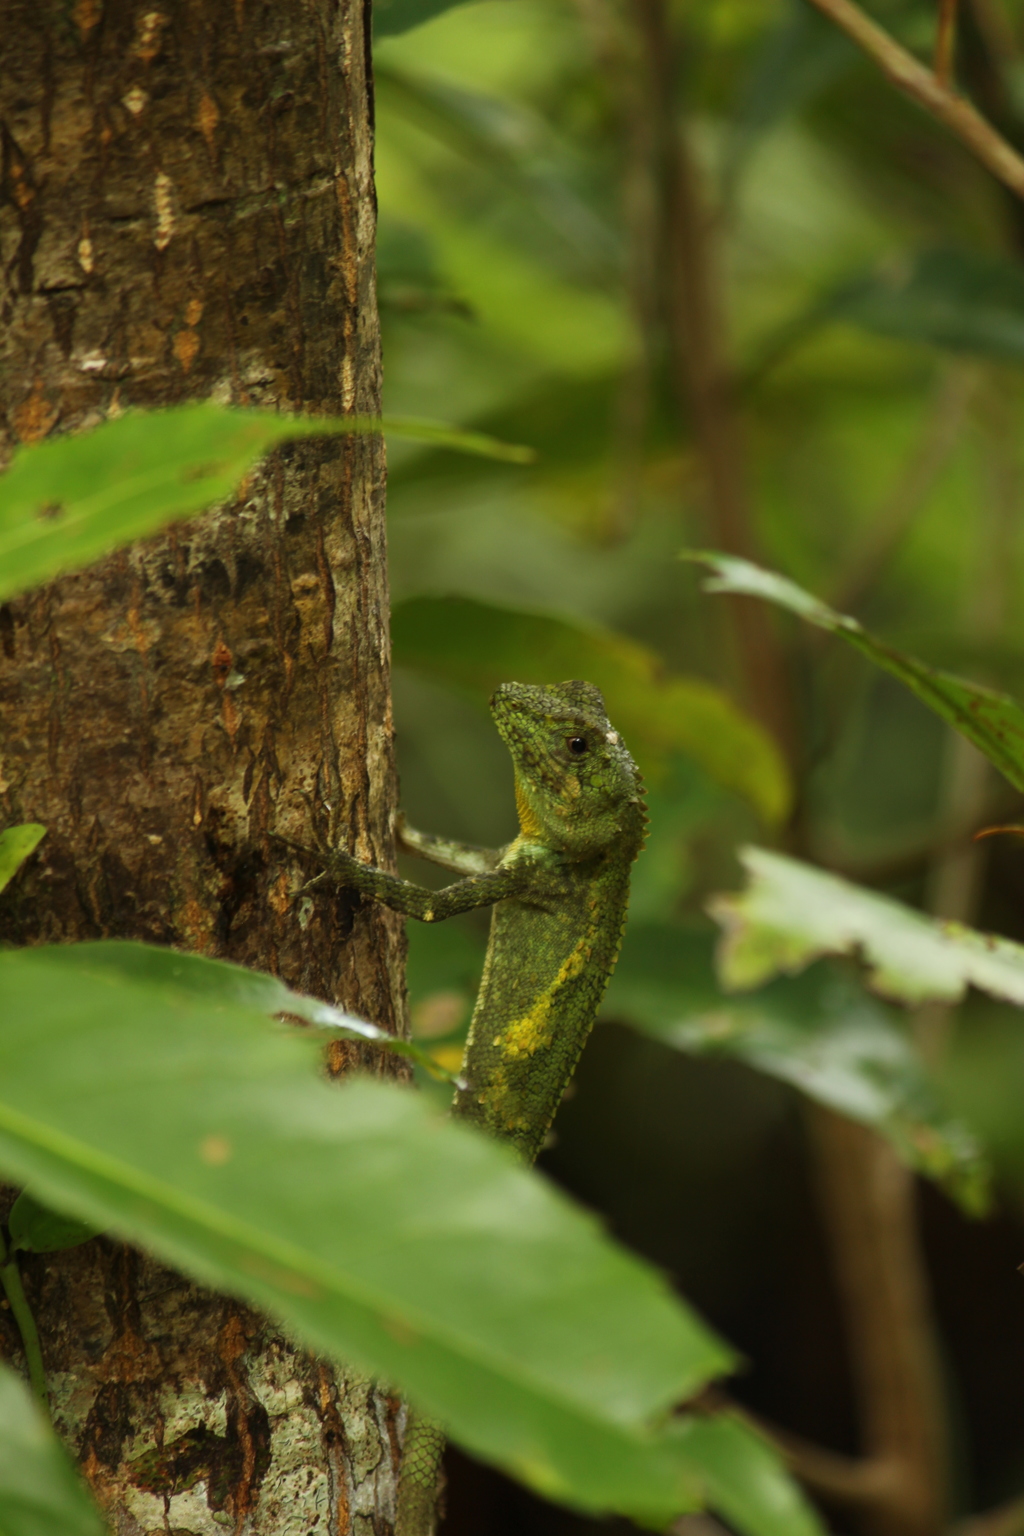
left=805, top=0, right=1024, bottom=200
left=773, top=1434, right=901, bottom=1507
left=697, top=1390, right=1024, bottom=1533
left=701, top=1389, right=899, bottom=1506
left=935, top=0, right=960, bottom=86
left=722, top=1396, right=1024, bottom=1535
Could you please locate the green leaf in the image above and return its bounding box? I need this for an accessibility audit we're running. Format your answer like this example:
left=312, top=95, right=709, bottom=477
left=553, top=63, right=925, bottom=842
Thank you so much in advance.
left=379, top=415, right=534, bottom=463
left=377, top=215, right=473, bottom=319
left=832, top=248, right=1024, bottom=362
left=606, top=925, right=989, bottom=1213
left=375, top=64, right=616, bottom=284
left=0, top=404, right=533, bottom=603
left=725, top=1, right=856, bottom=193
left=0, top=825, right=46, bottom=896
left=373, top=0, right=466, bottom=40
left=938, top=1000, right=1024, bottom=1193
left=392, top=595, right=792, bottom=823
left=0, top=1362, right=107, bottom=1536
left=8, top=1191, right=101, bottom=1254
left=711, top=845, right=1024, bottom=1012
left=748, top=248, right=1024, bottom=383
left=38, top=939, right=462, bottom=1083
left=670, top=1413, right=823, bottom=1536
left=687, top=551, right=1024, bottom=794
left=0, top=943, right=734, bottom=1524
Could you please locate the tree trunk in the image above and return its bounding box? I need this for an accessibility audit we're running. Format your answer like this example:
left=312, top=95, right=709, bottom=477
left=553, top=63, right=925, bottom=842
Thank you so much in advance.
left=0, top=1, right=407, bottom=1530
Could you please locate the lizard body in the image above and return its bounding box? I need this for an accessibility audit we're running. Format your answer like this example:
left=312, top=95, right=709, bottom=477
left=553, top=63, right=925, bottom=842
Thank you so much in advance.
left=450, top=813, right=638, bottom=1160
left=285, top=680, right=646, bottom=1532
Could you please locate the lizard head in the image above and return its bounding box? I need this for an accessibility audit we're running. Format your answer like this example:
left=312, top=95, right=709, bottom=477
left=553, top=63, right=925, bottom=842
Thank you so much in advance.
left=490, top=681, right=646, bottom=858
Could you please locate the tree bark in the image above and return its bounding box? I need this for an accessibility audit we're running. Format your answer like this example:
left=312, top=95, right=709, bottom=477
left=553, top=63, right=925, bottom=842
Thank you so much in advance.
left=0, top=1, right=407, bottom=1530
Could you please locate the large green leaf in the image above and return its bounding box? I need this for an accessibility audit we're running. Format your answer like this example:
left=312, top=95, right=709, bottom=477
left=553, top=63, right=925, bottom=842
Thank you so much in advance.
left=0, top=1363, right=107, bottom=1536
left=0, top=943, right=735, bottom=1525
left=36, top=939, right=460, bottom=1082
left=711, top=846, right=1024, bottom=1015
left=688, top=552, right=1024, bottom=794
left=392, top=595, right=791, bottom=823
left=0, top=404, right=532, bottom=604
left=0, top=825, right=46, bottom=896
left=606, top=924, right=988, bottom=1213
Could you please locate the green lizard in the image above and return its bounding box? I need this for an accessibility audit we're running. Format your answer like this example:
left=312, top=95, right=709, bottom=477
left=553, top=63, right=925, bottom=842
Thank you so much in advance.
left=286, top=680, right=646, bottom=1535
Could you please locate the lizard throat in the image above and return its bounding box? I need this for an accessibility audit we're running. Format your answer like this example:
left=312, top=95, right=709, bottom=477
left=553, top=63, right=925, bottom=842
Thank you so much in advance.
left=514, top=774, right=545, bottom=841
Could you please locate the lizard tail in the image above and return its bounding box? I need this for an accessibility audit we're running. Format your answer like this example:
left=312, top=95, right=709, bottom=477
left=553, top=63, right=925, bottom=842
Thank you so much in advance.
left=395, top=1410, right=446, bottom=1536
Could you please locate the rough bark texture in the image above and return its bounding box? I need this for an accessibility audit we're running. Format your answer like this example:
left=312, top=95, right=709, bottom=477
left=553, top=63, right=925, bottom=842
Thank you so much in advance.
left=0, top=0, right=407, bottom=1529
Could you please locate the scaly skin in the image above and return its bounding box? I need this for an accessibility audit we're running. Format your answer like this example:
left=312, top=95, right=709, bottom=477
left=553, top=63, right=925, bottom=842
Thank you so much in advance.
left=285, top=680, right=646, bottom=1534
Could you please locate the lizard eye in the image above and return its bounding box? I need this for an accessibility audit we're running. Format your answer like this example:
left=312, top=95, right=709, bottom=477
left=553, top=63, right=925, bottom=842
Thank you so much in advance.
left=566, top=736, right=588, bottom=756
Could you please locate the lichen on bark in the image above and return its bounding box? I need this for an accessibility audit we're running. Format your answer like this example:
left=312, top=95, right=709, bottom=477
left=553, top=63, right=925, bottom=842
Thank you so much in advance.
left=0, top=0, right=407, bottom=1527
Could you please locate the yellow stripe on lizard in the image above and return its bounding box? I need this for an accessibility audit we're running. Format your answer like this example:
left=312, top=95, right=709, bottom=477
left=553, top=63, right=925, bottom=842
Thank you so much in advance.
left=497, top=931, right=593, bottom=1060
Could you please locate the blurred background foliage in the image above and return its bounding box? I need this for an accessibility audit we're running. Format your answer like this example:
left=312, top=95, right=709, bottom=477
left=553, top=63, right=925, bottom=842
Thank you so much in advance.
left=370, top=0, right=1024, bottom=1528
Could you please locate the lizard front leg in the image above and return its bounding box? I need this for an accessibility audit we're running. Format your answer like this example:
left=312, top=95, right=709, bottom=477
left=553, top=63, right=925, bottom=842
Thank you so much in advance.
left=277, top=838, right=529, bottom=922
left=396, top=814, right=503, bottom=876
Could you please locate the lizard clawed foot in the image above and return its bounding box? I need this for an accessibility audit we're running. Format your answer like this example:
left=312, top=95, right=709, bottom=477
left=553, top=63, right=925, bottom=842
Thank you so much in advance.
left=270, top=833, right=364, bottom=895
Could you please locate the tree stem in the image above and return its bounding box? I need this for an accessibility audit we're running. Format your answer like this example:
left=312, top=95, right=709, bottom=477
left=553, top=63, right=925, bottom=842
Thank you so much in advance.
left=0, top=1231, right=49, bottom=1416
left=808, top=1109, right=947, bottom=1536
